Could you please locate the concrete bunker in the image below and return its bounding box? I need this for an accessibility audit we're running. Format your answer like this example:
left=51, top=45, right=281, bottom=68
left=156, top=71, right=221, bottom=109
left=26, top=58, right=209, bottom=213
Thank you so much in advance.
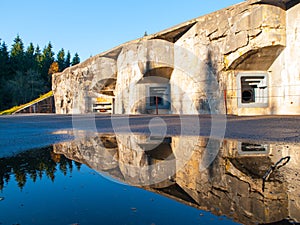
left=135, top=66, right=173, bottom=114
left=52, top=0, right=300, bottom=116
left=91, top=78, right=116, bottom=114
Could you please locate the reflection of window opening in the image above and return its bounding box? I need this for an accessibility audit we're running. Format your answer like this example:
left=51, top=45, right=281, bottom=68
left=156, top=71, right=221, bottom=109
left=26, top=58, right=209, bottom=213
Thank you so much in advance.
left=145, top=143, right=174, bottom=161
left=138, top=137, right=174, bottom=161
left=237, top=73, right=268, bottom=108
left=238, top=142, right=269, bottom=155
left=242, top=143, right=267, bottom=152
left=149, top=136, right=172, bottom=144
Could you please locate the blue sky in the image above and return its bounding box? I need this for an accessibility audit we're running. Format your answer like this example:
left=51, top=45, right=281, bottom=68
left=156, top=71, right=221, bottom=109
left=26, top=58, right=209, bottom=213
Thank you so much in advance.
left=1, top=0, right=242, bottom=61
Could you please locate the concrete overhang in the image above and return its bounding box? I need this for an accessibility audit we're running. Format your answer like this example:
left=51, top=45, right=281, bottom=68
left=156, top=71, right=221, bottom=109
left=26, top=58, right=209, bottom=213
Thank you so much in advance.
left=248, top=0, right=300, bottom=9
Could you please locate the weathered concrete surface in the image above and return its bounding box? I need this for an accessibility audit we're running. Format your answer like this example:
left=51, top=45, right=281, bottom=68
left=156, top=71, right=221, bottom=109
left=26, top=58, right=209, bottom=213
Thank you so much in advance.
left=267, top=2, right=300, bottom=115
left=175, top=139, right=300, bottom=224
left=53, top=133, right=300, bottom=224
left=52, top=0, right=300, bottom=116
left=52, top=57, right=117, bottom=114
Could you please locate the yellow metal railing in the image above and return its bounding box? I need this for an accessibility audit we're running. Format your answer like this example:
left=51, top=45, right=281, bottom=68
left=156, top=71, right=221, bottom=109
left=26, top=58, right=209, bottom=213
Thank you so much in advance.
left=0, top=91, right=53, bottom=115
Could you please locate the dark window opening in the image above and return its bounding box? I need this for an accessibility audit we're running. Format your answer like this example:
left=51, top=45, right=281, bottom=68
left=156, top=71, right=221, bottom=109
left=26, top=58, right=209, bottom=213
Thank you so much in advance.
left=242, top=90, right=255, bottom=103
left=147, top=86, right=170, bottom=110
left=150, top=96, right=164, bottom=106
left=238, top=73, right=268, bottom=108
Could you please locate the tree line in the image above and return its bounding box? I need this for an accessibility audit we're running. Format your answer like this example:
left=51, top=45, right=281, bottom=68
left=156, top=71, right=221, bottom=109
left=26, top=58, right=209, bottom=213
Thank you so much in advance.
left=0, top=146, right=82, bottom=190
left=0, top=35, right=81, bottom=111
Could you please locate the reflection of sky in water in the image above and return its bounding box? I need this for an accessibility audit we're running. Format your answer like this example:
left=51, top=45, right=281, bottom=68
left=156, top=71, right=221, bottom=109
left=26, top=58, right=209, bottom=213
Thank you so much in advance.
left=0, top=146, right=238, bottom=225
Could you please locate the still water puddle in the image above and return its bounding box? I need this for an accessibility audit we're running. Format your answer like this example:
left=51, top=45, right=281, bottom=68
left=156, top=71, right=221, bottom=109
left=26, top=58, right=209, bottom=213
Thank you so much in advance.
left=0, top=133, right=299, bottom=225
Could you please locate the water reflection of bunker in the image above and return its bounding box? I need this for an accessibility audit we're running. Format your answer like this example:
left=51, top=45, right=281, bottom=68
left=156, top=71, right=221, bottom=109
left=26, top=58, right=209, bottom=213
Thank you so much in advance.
left=53, top=133, right=300, bottom=225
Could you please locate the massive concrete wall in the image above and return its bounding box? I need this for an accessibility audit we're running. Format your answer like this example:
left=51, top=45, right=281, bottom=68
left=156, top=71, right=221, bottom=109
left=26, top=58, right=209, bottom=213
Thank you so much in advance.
left=267, top=2, right=300, bottom=115
left=52, top=0, right=300, bottom=115
left=52, top=57, right=116, bottom=114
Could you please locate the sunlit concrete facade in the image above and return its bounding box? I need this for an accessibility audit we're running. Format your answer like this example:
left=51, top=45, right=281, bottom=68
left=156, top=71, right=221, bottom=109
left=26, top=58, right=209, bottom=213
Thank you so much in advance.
left=53, top=0, right=300, bottom=115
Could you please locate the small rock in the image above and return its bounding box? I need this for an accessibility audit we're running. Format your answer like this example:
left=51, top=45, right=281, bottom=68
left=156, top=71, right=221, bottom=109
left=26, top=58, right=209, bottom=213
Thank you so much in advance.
left=131, top=207, right=137, bottom=212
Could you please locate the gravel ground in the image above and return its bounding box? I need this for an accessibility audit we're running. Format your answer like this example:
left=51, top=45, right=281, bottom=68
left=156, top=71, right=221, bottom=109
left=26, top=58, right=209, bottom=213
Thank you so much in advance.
left=0, top=114, right=299, bottom=156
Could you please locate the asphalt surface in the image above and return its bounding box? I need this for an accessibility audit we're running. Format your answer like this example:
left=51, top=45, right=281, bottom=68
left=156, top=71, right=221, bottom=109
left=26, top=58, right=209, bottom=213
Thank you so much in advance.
left=0, top=114, right=299, bottom=156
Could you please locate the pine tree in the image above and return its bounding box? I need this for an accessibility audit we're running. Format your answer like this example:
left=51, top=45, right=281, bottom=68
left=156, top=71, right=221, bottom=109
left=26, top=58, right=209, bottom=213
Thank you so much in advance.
left=26, top=43, right=35, bottom=56
left=57, top=48, right=65, bottom=72
left=0, top=40, right=10, bottom=110
left=6, top=71, right=28, bottom=105
left=41, top=42, right=55, bottom=89
left=25, top=43, right=36, bottom=69
left=26, top=69, right=45, bottom=101
left=35, top=45, right=42, bottom=62
left=10, top=35, right=25, bottom=73
left=10, top=35, right=24, bottom=57
left=71, top=53, right=80, bottom=66
left=65, top=51, right=71, bottom=68
left=0, top=41, right=10, bottom=79
left=6, top=69, right=45, bottom=106
left=0, top=36, right=80, bottom=110
left=42, top=42, right=55, bottom=63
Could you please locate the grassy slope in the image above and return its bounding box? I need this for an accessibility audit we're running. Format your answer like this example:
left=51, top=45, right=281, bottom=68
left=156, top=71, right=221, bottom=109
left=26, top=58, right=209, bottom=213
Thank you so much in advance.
left=0, top=91, right=53, bottom=115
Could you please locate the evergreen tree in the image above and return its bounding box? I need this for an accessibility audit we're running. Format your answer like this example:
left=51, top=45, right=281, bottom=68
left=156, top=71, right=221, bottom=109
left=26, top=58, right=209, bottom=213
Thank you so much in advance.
left=26, top=69, right=45, bottom=101
left=41, top=42, right=55, bottom=88
left=10, top=35, right=25, bottom=73
left=0, top=36, right=79, bottom=110
left=0, top=41, right=10, bottom=79
left=6, top=69, right=45, bottom=106
left=0, top=41, right=10, bottom=110
left=10, top=35, right=24, bottom=57
left=25, top=43, right=36, bottom=69
left=65, top=51, right=71, bottom=68
left=35, top=45, right=42, bottom=67
left=57, top=48, right=65, bottom=72
left=71, top=53, right=80, bottom=66
left=6, top=71, right=28, bottom=105
left=26, top=42, right=35, bottom=56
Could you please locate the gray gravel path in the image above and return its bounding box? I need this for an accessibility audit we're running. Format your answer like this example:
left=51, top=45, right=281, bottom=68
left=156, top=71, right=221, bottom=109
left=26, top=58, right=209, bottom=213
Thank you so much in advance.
left=0, top=114, right=299, bottom=156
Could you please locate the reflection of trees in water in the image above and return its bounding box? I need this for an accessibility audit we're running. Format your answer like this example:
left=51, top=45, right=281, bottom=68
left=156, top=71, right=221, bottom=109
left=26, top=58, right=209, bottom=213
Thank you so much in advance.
left=0, top=146, right=82, bottom=190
